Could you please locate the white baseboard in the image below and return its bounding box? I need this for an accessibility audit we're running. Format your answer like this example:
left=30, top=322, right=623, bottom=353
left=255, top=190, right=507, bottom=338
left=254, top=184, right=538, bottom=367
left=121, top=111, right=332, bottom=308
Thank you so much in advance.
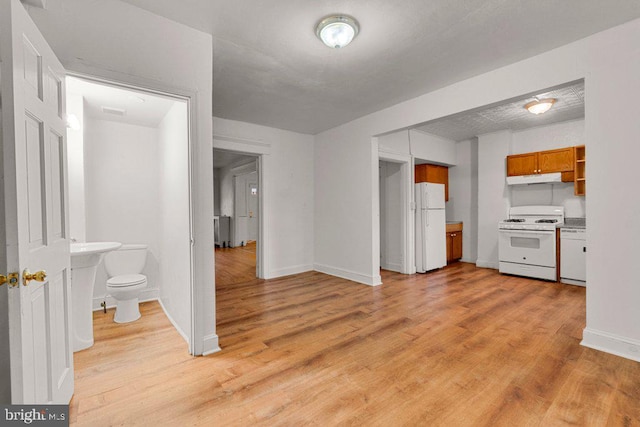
left=581, top=328, right=640, bottom=363
left=381, top=261, right=403, bottom=273
left=314, top=263, right=382, bottom=286
left=157, top=298, right=189, bottom=345
left=475, top=260, right=498, bottom=269
left=92, top=288, right=159, bottom=311
left=202, top=334, right=221, bottom=356
left=266, top=264, right=313, bottom=279
left=460, top=257, right=476, bottom=264
left=560, top=278, right=586, bottom=287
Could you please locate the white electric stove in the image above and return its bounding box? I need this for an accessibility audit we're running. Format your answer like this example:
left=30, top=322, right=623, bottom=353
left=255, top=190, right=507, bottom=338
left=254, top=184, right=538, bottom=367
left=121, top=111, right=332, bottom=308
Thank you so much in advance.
left=498, top=206, right=564, bottom=281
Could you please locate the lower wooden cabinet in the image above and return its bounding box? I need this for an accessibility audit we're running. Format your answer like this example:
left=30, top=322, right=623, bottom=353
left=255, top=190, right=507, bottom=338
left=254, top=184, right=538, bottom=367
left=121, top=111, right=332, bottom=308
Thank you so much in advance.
left=446, top=222, right=463, bottom=263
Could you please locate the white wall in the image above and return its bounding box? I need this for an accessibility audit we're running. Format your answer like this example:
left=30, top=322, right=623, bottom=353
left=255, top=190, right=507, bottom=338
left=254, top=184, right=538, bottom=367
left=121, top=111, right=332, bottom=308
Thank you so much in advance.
left=314, top=17, right=640, bottom=361
left=410, top=130, right=457, bottom=166
left=83, top=118, right=160, bottom=301
left=511, top=119, right=585, bottom=154
left=28, top=0, right=216, bottom=355
left=378, top=130, right=410, bottom=154
left=583, top=28, right=640, bottom=360
left=379, top=161, right=403, bottom=272
left=447, top=139, right=479, bottom=263
left=213, top=117, right=314, bottom=279
left=158, top=102, right=191, bottom=343
left=66, top=93, right=86, bottom=242
left=509, top=119, right=586, bottom=218
left=476, top=131, right=511, bottom=268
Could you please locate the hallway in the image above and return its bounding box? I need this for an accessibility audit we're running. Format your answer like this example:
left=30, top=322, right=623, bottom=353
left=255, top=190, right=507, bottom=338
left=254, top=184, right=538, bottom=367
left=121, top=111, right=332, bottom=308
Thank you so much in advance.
left=215, top=241, right=257, bottom=286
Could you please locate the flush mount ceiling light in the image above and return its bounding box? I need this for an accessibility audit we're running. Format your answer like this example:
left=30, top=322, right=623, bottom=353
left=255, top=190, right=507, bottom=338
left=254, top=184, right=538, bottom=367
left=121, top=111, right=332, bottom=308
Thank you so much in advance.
left=524, top=97, right=557, bottom=115
left=316, top=15, right=359, bottom=48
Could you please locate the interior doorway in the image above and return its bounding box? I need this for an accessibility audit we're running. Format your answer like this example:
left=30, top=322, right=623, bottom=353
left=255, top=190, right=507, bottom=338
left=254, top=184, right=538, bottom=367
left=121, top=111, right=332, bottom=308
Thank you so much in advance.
left=377, top=149, right=415, bottom=276
left=379, top=160, right=404, bottom=273
left=213, top=148, right=261, bottom=285
left=65, top=76, right=194, bottom=350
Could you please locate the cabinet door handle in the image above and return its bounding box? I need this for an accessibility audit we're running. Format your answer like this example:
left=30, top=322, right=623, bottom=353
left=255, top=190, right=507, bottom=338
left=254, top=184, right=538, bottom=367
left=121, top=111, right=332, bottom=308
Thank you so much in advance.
left=583, top=247, right=586, bottom=252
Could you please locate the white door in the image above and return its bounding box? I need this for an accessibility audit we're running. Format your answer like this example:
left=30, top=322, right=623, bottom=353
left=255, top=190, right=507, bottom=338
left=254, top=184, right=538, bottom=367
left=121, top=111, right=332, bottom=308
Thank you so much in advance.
left=247, top=173, right=258, bottom=242
left=1, top=0, right=74, bottom=403
left=233, top=174, right=248, bottom=246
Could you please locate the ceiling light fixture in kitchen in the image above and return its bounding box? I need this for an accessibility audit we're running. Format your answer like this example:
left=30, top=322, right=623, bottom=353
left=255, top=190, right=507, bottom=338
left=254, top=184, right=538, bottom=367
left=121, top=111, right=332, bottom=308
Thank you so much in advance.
left=316, top=15, right=359, bottom=48
left=524, top=97, right=557, bottom=114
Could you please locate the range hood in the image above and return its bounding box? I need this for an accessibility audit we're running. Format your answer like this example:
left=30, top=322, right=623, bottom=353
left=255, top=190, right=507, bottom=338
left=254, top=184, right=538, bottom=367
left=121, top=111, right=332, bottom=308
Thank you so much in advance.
left=506, top=172, right=562, bottom=185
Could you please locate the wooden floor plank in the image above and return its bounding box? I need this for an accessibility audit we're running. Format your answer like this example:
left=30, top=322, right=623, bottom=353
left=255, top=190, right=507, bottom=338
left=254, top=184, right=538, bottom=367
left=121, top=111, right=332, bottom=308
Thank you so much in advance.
left=68, top=246, right=640, bottom=425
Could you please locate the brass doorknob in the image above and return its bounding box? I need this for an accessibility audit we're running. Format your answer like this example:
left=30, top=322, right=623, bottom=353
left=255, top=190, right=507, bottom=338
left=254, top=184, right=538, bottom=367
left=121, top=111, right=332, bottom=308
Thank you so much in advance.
left=0, top=275, right=6, bottom=287
left=22, top=269, right=47, bottom=285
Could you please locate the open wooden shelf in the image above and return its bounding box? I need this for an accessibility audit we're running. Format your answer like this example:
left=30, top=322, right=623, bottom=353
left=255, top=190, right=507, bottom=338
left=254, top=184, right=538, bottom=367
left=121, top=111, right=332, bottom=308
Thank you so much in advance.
left=574, top=145, right=586, bottom=196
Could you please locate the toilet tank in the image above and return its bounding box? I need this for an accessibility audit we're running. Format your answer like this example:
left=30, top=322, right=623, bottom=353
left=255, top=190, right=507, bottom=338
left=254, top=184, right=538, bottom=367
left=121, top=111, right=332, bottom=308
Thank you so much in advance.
left=104, top=244, right=148, bottom=277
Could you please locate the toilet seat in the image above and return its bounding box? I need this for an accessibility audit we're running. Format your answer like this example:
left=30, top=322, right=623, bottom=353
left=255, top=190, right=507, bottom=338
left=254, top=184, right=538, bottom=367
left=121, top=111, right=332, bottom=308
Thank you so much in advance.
left=107, top=274, right=147, bottom=288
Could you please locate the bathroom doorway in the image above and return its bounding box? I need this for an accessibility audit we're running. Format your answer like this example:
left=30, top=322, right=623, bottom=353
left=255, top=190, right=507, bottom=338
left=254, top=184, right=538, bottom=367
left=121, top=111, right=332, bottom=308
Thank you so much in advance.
left=65, top=76, right=194, bottom=351
left=213, top=149, right=262, bottom=285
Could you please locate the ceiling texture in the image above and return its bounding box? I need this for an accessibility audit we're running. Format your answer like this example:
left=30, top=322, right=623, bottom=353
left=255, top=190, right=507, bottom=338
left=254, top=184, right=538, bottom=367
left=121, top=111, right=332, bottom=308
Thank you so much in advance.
left=415, top=81, right=585, bottom=141
left=118, top=0, right=640, bottom=135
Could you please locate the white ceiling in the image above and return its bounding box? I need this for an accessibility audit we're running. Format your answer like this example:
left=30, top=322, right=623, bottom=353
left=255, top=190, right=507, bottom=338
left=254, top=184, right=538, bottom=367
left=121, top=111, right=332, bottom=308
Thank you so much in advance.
left=415, top=81, right=584, bottom=141
left=117, top=1, right=640, bottom=134
left=67, top=77, right=180, bottom=128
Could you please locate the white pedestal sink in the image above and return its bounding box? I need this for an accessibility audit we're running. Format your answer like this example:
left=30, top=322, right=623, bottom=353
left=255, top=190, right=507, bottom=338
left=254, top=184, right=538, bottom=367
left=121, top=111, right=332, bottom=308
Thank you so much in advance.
left=70, top=242, right=122, bottom=351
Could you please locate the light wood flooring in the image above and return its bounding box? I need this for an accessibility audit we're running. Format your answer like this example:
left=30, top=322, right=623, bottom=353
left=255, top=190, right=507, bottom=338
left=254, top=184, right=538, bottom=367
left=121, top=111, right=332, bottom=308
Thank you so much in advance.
left=70, top=250, right=640, bottom=426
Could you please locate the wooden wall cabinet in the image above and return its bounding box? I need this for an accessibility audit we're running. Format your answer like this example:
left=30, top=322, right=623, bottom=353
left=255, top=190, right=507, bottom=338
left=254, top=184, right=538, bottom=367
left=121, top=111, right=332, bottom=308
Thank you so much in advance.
left=507, top=147, right=574, bottom=177
left=507, top=147, right=575, bottom=182
left=538, top=147, right=574, bottom=173
left=446, top=222, right=463, bottom=263
left=415, top=164, right=449, bottom=201
left=506, top=152, right=538, bottom=176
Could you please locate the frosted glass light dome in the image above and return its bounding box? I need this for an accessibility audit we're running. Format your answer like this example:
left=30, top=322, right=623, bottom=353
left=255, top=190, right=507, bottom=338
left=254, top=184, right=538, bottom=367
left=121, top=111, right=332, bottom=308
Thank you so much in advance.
left=525, top=98, right=556, bottom=114
left=316, top=15, right=359, bottom=48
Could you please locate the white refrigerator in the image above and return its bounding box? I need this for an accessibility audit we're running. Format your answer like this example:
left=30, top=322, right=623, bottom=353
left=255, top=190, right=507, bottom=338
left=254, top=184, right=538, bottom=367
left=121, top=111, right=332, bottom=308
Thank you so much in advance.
left=415, top=182, right=446, bottom=273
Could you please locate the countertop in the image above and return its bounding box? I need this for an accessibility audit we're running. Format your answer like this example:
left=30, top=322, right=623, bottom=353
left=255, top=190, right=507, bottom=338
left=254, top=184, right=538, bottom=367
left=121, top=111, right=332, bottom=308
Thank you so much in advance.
left=446, top=221, right=463, bottom=233
left=558, top=218, right=586, bottom=229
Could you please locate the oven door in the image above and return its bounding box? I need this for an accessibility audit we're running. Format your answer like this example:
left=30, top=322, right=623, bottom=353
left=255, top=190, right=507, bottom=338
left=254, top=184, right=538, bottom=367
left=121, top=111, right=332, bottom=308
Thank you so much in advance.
left=498, top=229, right=556, bottom=267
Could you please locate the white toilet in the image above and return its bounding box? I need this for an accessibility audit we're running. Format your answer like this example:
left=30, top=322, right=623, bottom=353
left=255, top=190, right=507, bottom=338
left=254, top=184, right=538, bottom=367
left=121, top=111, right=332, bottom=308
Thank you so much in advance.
left=104, top=244, right=148, bottom=323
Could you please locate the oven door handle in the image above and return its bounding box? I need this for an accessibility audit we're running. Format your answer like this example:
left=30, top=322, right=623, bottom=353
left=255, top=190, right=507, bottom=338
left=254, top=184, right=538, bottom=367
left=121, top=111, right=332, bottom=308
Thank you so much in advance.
left=499, top=229, right=555, bottom=235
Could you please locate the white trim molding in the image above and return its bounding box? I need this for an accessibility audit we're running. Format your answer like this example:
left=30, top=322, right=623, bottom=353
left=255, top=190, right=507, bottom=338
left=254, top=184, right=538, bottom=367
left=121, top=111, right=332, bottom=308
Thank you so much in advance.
left=476, top=260, right=499, bottom=269
left=314, top=263, right=382, bottom=286
left=381, top=262, right=403, bottom=273
left=267, top=264, right=314, bottom=279
left=213, top=134, right=272, bottom=155
left=582, top=328, right=640, bottom=363
left=202, top=334, right=221, bottom=356
left=378, top=148, right=414, bottom=276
